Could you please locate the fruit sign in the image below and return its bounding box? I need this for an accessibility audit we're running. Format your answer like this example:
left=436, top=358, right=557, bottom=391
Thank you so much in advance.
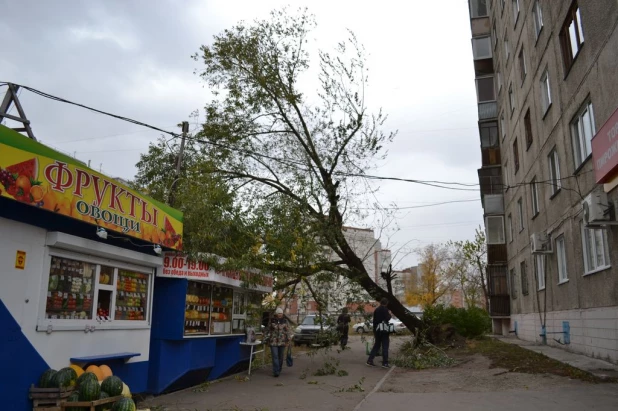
left=0, top=125, right=183, bottom=249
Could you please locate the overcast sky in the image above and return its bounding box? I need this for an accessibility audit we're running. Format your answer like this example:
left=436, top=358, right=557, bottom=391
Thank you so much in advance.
left=0, top=0, right=483, bottom=268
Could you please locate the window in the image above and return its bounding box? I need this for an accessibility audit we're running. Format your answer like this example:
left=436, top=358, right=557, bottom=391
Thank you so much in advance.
left=524, top=109, right=533, bottom=149
left=508, top=84, right=515, bottom=113
left=508, top=214, right=513, bottom=242
left=518, top=48, right=527, bottom=83
left=472, top=36, right=492, bottom=59
left=556, top=235, right=568, bottom=283
left=581, top=223, right=611, bottom=274
left=512, top=0, right=520, bottom=24
left=504, top=35, right=510, bottom=60
left=533, top=1, right=544, bottom=38
left=470, top=0, right=489, bottom=18
left=560, top=3, right=585, bottom=70
left=531, top=178, right=539, bottom=216
left=535, top=255, right=546, bottom=290
left=513, top=138, right=520, bottom=172
left=493, top=21, right=498, bottom=48
left=518, top=197, right=524, bottom=231
left=501, top=113, right=506, bottom=140
left=548, top=149, right=561, bottom=195
left=476, top=76, right=496, bottom=102
left=510, top=268, right=518, bottom=298
left=480, top=121, right=499, bottom=148
left=486, top=216, right=506, bottom=244
left=44, top=254, right=151, bottom=325
left=572, top=101, right=595, bottom=168
left=504, top=160, right=510, bottom=190
left=540, top=70, right=552, bottom=114
left=520, top=260, right=529, bottom=295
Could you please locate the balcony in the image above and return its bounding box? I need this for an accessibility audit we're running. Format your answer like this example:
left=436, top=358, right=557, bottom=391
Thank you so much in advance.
left=481, top=147, right=501, bottom=166
left=487, top=264, right=510, bottom=317
left=478, top=167, right=503, bottom=196
left=478, top=101, right=498, bottom=120
left=487, top=244, right=507, bottom=263
left=471, top=16, right=490, bottom=37
left=489, top=295, right=510, bottom=317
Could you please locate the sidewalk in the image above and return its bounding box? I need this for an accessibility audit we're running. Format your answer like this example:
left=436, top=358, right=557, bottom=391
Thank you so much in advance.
left=494, top=336, right=618, bottom=379
left=141, top=335, right=401, bottom=411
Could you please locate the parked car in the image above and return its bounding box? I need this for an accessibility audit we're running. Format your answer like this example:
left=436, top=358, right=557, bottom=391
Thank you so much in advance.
left=354, top=318, right=406, bottom=334
left=293, top=314, right=338, bottom=346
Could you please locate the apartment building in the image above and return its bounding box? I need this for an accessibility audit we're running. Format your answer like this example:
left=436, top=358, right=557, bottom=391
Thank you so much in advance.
left=468, top=0, right=618, bottom=362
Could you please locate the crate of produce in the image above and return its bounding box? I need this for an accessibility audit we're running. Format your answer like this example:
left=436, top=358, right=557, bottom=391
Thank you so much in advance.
left=30, top=385, right=75, bottom=410
left=60, top=395, right=123, bottom=411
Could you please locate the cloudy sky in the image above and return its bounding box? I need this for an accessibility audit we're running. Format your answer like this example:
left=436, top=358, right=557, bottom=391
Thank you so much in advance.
left=0, top=0, right=483, bottom=268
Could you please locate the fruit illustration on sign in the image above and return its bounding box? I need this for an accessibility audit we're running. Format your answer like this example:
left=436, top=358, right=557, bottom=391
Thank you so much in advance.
left=1, top=158, right=41, bottom=204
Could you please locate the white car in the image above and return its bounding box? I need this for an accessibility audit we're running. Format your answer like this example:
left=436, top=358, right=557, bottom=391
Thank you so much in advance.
left=355, top=318, right=406, bottom=334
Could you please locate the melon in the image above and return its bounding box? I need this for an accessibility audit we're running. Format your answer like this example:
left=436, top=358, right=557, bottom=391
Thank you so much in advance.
left=99, top=364, right=113, bottom=379
left=100, top=376, right=123, bottom=397
left=64, top=392, right=84, bottom=411
left=86, top=365, right=104, bottom=381
left=70, top=364, right=85, bottom=378
left=6, top=158, right=38, bottom=180
left=78, top=378, right=101, bottom=401
left=77, top=372, right=98, bottom=387
left=51, top=367, right=76, bottom=388
left=38, top=369, right=57, bottom=388
left=111, top=397, right=136, bottom=411
left=121, top=382, right=131, bottom=399
left=96, top=391, right=111, bottom=411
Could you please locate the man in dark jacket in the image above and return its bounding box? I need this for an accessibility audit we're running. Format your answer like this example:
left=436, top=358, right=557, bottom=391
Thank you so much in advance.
left=366, top=298, right=391, bottom=368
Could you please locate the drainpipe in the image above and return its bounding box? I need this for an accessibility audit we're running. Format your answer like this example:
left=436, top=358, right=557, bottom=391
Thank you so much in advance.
left=540, top=325, right=547, bottom=345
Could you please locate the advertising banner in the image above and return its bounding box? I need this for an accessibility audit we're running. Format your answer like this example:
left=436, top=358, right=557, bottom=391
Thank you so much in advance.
left=0, top=125, right=183, bottom=249
left=592, top=106, right=618, bottom=184
left=159, top=252, right=273, bottom=293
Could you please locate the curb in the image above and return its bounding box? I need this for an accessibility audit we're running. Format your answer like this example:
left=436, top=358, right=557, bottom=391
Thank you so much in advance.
left=352, top=366, right=396, bottom=411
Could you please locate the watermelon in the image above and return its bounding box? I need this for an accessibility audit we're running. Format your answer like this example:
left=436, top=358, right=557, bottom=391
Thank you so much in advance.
left=6, top=158, right=38, bottom=179
left=51, top=367, right=76, bottom=388
left=38, top=369, right=57, bottom=388
left=78, top=379, right=100, bottom=401
left=77, top=372, right=98, bottom=387
left=96, top=391, right=111, bottom=411
left=111, top=398, right=136, bottom=411
left=64, top=392, right=86, bottom=411
left=100, top=376, right=123, bottom=397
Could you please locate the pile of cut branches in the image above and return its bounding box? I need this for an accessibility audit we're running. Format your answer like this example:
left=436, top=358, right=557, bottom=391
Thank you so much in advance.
left=393, top=338, right=457, bottom=370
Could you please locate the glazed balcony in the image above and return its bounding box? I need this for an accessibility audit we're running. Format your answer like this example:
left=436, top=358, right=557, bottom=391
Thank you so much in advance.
left=487, top=264, right=510, bottom=316
left=478, top=167, right=503, bottom=196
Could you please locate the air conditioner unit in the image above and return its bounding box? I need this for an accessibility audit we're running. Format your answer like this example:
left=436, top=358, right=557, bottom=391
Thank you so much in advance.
left=582, top=192, right=611, bottom=227
left=531, top=232, right=552, bottom=254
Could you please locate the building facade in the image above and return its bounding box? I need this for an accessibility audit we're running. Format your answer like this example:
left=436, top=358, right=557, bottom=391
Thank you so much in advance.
left=468, top=0, right=618, bottom=363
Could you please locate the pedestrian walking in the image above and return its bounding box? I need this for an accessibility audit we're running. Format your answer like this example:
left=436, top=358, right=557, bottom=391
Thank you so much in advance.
left=264, top=307, right=292, bottom=377
left=366, top=298, right=392, bottom=368
left=337, top=307, right=351, bottom=349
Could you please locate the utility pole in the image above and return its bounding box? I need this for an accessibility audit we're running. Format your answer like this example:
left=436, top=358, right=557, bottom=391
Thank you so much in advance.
left=0, top=83, right=37, bottom=140
left=168, top=121, right=189, bottom=207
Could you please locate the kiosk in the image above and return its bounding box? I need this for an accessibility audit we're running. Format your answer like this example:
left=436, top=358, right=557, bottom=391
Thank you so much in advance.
left=0, top=125, right=183, bottom=410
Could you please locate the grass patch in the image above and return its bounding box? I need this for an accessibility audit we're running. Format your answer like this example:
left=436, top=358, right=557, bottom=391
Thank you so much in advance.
left=465, top=338, right=615, bottom=383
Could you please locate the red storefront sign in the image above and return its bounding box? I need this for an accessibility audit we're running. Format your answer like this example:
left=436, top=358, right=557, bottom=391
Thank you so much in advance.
left=592, top=106, right=618, bottom=184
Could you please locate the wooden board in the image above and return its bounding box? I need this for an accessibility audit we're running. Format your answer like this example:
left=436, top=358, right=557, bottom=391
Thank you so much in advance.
left=29, top=385, right=75, bottom=400
left=59, top=395, right=123, bottom=411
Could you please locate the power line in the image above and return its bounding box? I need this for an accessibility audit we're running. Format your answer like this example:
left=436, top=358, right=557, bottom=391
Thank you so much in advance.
left=354, top=198, right=481, bottom=210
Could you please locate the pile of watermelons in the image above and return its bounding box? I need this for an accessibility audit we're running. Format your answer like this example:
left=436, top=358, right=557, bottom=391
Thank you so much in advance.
left=37, top=366, right=136, bottom=411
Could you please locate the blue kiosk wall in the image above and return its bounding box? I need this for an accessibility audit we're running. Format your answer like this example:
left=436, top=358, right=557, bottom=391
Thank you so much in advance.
left=149, top=277, right=251, bottom=394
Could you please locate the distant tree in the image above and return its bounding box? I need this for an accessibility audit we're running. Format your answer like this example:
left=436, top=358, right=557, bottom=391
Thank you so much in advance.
left=406, top=243, right=457, bottom=308
left=449, top=227, right=488, bottom=311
